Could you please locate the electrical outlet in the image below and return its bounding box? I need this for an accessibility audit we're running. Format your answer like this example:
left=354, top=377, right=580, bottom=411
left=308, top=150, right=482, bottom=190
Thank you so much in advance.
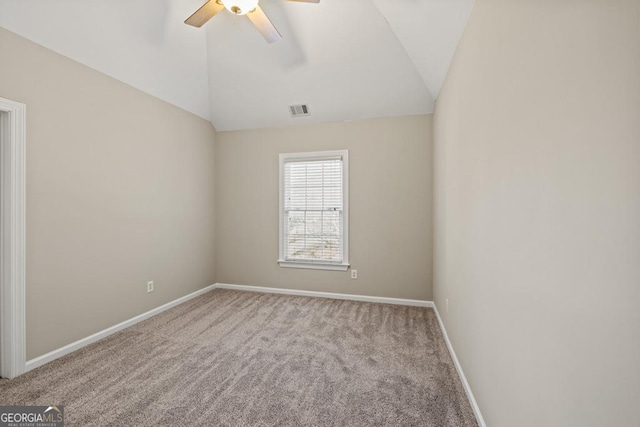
left=351, top=269, right=358, bottom=279
left=147, top=281, right=154, bottom=293
left=446, top=298, right=449, bottom=313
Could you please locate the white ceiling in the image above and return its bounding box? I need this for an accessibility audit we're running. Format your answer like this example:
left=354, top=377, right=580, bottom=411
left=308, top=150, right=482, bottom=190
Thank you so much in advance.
left=0, top=0, right=211, bottom=119
left=0, top=0, right=474, bottom=131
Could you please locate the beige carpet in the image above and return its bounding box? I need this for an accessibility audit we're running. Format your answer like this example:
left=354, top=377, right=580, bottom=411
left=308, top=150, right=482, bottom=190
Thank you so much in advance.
left=0, top=289, right=477, bottom=426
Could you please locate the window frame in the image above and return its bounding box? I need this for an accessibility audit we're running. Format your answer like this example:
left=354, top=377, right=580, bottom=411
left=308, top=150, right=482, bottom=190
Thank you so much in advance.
left=278, top=150, right=349, bottom=271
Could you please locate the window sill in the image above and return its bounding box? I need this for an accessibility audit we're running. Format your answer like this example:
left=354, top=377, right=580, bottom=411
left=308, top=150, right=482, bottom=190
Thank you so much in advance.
left=277, top=260, right=350, bottom=271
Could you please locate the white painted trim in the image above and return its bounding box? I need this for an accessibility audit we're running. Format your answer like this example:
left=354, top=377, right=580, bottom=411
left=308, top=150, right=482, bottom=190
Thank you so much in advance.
left=0, top=97, right=27, bottom=379
left=277, top=260, right=350, bottom=271
left=432, top=304, right=486, bottom=427
left=25, top=285, right=216, bottom=372
left=214, top=283, right=433, bottom=307
left=278, top=150, right=349, bottom=270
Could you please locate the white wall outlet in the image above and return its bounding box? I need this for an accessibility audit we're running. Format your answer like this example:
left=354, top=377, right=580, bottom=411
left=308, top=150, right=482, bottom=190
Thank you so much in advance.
left=446, top=298, right=449, bottom=313
left=351, top=269, right=358, bottom=279
left=147, top=281, right=154, bottom=293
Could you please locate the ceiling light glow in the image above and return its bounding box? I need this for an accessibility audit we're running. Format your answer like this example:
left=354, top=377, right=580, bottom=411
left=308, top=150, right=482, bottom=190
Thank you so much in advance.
left=220, top=0, right=259, bottom=15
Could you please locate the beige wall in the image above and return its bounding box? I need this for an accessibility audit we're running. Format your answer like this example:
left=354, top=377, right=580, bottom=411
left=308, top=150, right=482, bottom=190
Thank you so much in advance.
left=216, top=116, right=432, bottom=300
left=434, top=0, right=640, bottom=426
left=0, top=28, right=217, bottom=360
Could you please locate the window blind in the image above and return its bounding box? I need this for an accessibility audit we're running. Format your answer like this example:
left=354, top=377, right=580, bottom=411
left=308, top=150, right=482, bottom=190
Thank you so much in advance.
left=283, top=157, right=343, bottom=263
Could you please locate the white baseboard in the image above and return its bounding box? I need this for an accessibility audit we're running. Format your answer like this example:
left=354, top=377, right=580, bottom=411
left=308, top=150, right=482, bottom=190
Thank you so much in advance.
left=432, top=304, right=486, bottom=427
left=214, top=283, right=434, bottom=308
left=25, top=284, right=216, bottom=372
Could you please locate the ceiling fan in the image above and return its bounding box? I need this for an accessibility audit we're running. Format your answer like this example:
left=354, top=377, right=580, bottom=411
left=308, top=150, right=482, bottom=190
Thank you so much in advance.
left=185, top=0, right=320, bottom=43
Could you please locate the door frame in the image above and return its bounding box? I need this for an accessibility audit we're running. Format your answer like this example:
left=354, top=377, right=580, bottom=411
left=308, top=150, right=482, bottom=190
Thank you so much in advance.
left=0, top=97, right=26, bottom=378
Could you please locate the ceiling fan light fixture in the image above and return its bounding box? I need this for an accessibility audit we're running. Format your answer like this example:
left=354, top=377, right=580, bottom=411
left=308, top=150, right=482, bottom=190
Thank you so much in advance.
left=220, top=0, right=259, bottom=15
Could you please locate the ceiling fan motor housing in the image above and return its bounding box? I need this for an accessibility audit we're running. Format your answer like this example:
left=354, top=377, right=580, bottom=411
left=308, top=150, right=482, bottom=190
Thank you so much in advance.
left=185, top=0, right=320, bottom=43
left=220, top=0, right=259, bottom=15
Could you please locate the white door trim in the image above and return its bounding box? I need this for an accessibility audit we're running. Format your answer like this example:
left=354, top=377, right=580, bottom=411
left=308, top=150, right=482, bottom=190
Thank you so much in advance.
left=0, top=97, right=27, bottom=378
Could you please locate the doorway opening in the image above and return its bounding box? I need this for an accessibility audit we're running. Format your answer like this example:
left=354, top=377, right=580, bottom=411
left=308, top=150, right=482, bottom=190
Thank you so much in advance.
left=0, top=97, right=26, bottom=378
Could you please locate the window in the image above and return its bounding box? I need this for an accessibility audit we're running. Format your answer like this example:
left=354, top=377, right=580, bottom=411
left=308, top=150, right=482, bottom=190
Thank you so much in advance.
left=278, top=150, right=349, bottom=271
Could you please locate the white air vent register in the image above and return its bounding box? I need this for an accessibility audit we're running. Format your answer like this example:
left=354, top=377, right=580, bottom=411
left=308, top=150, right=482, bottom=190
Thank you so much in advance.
left=289, top=104, right=310, bottom=117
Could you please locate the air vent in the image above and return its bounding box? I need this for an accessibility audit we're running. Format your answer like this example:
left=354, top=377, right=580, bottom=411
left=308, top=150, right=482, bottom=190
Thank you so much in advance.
left=289, top=104, right=310, bottom=117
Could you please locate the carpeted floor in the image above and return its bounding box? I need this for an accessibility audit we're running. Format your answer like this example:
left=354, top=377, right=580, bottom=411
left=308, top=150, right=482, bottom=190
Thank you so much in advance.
left=0, top=289, right=477, bottom=426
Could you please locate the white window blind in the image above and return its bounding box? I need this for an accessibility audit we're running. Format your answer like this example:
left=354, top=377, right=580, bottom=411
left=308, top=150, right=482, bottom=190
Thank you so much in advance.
left=279, top=151, right=349, bottom=271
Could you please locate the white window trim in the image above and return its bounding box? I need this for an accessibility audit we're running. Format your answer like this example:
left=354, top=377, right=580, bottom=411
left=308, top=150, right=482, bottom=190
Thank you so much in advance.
left=278, top=150, right=349, bottom=271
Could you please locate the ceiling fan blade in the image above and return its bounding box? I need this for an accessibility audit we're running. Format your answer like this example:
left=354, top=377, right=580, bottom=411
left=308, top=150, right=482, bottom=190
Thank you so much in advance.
left=285, top=0, right=320, bottom=3
left=247, top=5, right=282, bottom=44
left=185, top=0, right=224, bottom=27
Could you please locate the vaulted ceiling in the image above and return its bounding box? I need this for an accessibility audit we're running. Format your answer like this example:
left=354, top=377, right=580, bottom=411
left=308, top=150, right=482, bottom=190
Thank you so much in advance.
left=0, top=0, right=474, bottom=131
